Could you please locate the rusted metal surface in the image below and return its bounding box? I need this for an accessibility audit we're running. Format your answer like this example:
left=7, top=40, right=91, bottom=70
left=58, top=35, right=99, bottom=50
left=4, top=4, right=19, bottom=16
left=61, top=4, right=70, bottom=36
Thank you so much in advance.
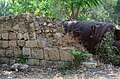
left=62, top=21, right=116, bottom=51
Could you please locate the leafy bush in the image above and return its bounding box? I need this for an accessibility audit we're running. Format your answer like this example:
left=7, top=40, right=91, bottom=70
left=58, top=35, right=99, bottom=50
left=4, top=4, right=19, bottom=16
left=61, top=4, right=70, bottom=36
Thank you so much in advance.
left=72, top=49, right=92, bottom=67
left=17, top=54, right=29, bottom=63
left=96, top=29, right=120, bottom=65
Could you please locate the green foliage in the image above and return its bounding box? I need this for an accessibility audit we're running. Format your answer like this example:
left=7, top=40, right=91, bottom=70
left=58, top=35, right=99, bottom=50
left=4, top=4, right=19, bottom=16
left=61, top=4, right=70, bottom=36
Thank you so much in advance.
left=59, top=62, right=72, bottom=75
left=0, top=0, right=118, bottom=22
left=115, top=0, right=120, bottom=13
left=0, top=0, right=13, bottom=16
left=0, top=0, right=103, bottom=20
left=77, top=0, right=118, bottom=23
left=60, top=0, right=103, bottom=19
left=17, top=54, right=29, bottom=63
left=96, top=29, right=120, bottom=65
left=8, top=0, right=42, bottom=14
left=72, top=49, right=92, bottom=67
left=114, top=0, right=120, bottom=25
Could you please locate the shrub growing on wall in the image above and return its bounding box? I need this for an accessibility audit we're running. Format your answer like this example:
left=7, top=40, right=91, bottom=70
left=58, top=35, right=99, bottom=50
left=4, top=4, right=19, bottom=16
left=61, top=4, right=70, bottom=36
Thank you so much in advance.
left=96, top=29, right=120, bottom=65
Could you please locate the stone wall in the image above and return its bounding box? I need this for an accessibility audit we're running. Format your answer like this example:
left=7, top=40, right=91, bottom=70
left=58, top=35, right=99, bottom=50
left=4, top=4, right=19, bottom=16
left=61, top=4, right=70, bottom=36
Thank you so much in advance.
left=0, top=13, right=85, bottom=65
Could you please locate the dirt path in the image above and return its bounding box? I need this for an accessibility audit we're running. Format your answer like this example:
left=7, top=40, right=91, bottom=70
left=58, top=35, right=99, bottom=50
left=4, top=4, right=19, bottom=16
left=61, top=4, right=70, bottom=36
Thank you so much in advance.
left=0, top=63, right=120, bottom=79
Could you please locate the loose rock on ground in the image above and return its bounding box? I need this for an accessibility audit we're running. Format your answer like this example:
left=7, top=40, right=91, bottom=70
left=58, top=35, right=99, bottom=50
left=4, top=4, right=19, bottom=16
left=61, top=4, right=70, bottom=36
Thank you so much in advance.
left=0, top=62, right=120, bottom=79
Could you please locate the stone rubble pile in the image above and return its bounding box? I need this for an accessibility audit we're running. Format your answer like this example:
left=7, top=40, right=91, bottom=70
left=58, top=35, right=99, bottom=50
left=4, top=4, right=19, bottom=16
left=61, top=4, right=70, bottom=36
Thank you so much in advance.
left=0, top=13, right=86, bottom=65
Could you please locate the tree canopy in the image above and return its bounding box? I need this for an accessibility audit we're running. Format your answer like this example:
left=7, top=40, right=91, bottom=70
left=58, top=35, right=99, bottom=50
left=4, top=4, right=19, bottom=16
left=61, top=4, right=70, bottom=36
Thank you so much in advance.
left=0, top=0, right=119, bottom=24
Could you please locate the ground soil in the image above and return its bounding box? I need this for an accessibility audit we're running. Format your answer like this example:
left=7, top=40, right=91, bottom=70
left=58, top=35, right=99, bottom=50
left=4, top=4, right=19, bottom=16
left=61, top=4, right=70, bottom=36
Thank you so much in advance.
left=0, top=62, right=120, bottom=79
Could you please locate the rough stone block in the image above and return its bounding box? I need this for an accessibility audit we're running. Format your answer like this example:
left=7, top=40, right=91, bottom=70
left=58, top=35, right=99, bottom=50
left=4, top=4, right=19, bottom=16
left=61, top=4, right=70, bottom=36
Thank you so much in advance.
left=82, top=62, right=97, bottom=68
left=59, top=48, right=74, bottom=61
left=39, top=60, right=47, bottom=65
left=54, top=33, right=62, bottom=39
left=6, top=48, right=14, bottom=57
left=2, top=41, right=8, bottom=48
left=5, top=16, right=10, bottom=20
left=0, top=49, right=5, bottom=57
left=25, top=40, right=38, bottom=48
left=9, top=32, right=16, bottom=40
left=29, top=32, right=36, bottom=40
left=13, top=47, right=22, bottom=57
left=31, top=48, right=43, bottom=59
left=45, top=29, right=50, bottom=33
left=26, top=59, right=40, bottom=65
left=13, top=24, right=20, bottom=31
left=17, top=33, right=23, bottom=40
left=31, top=27, right=36, bottom=31
left=30, top=23, right=34, bottom=27
left=37, top=39, right=46, bottom=48
left=0, top=24, right=3, bottom=32
left=22, top=47, right=31, bottom=58
left=30, top=23, right=36, bottom=31
left=2, top=32, right=8, bottom=40
left=0, top=58, right=9, bottom=64
left=0, top=40, right=2, bottom=47
left=52, top=29, right=57, bottom=32
left=19, top=22, right=28, bottom=32
left=23, top=33, right=29, bottom=40
left=4, top=22, right=13, bottom=31
left=17, top=40, right=25, bottom=46
left=9, top=59, right=16, bottom=65
left=44, top=48, right=60, bottom=60
left=37, top=41, right=45, bottom=48
left=47, top=23, right=53, bottom=27
left=0, top=33, right=1, bottom=39
left=43, top=22, right=47, bottom=26
left=0, top=16, right=6, bottom=20
left=9, top=41, right=17, bottom=47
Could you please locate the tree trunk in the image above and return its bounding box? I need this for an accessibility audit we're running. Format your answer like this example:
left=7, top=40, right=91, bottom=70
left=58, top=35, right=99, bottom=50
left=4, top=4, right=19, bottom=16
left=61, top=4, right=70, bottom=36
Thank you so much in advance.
left=75, top=6, right=80, bottom=19
left=71, top=0, right=75, bottom=20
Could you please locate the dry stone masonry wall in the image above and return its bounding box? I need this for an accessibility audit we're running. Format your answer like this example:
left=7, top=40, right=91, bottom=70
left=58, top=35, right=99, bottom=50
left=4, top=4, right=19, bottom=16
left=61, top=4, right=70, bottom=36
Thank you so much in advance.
left=0, top=13, right=85, bottom=65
